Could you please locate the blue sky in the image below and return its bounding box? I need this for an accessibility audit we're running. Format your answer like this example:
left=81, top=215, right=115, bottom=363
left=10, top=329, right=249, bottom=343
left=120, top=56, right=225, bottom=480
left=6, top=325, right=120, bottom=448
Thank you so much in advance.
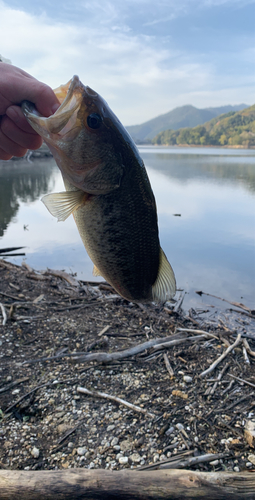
left=0, top=0, right=254, bottom=124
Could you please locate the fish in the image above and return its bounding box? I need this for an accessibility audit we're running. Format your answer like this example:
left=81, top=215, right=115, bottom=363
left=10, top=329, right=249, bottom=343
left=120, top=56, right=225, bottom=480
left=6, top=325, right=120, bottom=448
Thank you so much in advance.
left=22, top=76, right=176, bottom=302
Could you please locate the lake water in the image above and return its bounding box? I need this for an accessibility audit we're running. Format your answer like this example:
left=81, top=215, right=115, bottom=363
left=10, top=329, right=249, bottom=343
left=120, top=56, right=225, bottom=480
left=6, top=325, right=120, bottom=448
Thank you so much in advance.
left=0, top=146, right=254, bottom=312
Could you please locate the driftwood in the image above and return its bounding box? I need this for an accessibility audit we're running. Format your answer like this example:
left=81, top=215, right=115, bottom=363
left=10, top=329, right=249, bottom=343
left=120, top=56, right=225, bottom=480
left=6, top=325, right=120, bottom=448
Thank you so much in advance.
left=0, top=469, right=254, bottom=500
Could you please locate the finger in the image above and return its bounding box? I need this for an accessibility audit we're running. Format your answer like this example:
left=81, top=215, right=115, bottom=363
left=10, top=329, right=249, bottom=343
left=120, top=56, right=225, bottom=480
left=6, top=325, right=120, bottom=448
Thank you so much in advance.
left=0, top=147, right=13, bottom=160
left=6, top=105, right=39, bottom=134
left=13, top=78, right=60, bottom=117
left=1, top=115, right=43, bottom=150
left=0, top=128, right=28, bottom=157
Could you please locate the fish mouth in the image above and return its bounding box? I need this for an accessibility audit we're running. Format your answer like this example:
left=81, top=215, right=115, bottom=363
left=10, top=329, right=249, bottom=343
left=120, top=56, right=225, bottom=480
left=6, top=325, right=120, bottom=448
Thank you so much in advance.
left=22, top=75, right=86, bottom=140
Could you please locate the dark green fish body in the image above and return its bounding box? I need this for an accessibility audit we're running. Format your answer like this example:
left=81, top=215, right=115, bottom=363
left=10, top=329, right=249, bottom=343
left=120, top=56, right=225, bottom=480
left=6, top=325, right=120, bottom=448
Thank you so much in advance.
left=22, top=76, right=176, bottom=302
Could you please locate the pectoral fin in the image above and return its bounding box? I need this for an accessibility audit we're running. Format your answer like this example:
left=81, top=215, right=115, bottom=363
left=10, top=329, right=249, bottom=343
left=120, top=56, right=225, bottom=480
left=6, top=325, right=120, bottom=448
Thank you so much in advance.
left=152, top=248, right=176, bottom=302
left=41, top=190, right=85, bottom=221
left=93, top=265, right=101, bottom=277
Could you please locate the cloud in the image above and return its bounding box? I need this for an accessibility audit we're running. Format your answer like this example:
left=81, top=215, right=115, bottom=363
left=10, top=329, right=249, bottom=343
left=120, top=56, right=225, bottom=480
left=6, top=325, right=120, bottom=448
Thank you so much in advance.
left=0, top=0, right=253, bottom=124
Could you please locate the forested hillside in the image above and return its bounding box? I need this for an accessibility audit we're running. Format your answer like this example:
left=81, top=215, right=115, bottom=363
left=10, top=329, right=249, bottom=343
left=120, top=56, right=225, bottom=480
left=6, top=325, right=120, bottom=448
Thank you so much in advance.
left=126, top=104, right=248, bottom=142
left=152, top=105, right=255, bottom=147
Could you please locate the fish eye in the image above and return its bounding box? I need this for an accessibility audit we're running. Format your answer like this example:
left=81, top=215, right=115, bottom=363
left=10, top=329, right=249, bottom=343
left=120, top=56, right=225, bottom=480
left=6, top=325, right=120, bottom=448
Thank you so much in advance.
left=87, top=113, right=102, bottom=129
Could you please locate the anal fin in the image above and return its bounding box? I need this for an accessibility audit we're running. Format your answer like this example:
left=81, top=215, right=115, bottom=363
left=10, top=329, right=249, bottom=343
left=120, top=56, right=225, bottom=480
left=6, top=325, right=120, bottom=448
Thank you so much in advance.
left=152, top=248, right=176, bottom=302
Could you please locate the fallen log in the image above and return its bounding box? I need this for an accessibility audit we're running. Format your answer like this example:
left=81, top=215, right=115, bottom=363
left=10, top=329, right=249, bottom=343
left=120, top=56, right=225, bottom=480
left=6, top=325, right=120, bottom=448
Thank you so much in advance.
left=0, top=469, right=254, bottom=500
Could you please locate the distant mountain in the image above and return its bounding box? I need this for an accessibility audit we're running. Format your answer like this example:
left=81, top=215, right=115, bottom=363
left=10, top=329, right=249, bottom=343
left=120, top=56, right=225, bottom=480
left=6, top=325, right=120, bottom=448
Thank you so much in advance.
left=126, top=104, right=249, bottom=142
left=152, top=104, right=255, bottom=148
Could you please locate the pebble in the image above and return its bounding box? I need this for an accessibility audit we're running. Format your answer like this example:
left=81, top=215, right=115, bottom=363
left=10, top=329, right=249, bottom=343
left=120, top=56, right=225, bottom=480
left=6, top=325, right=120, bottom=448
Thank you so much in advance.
left=77, top=447, right=87, bottom=456
left=107, top=425, right=115, bottom=432
left=111, top=437, right=119, bottom=446
left=31, top=447, right=40, bottom=458
left=183, top=376, right=193, bottom=383
left=248, top=454, right=255, bottom=465
left=176, top=423, right=184, bottom=431
left=233, top=466, right=240, bottom=472
left=119, top=456, right=128, bottom=465
left=129, top=453, right=141, bottom=463
left=165, top=426, right=174, bottom=436
left=210, top=460, right=219, bottom=466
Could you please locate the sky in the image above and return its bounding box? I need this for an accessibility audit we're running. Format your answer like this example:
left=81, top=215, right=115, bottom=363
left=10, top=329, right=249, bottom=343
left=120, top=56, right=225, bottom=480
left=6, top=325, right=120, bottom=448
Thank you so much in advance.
left=0, top=0, right=254, bottom=125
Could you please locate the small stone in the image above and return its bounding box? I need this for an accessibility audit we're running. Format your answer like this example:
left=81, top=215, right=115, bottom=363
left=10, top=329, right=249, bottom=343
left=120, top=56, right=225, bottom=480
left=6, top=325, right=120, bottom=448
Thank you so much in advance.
left=111, top=437, right=119, bottom=446
left=248, top=454, right=255, bottom=465
left=88, top=462, right=95, bottom=469
left=31, top=447, right=39, bottom=458
left=210, top=460, right=219, bottom=466
left=244, top=420, right=255, bottom=448
left=77, top=447, right=87, bottom=456
left=119, top=456, right=128, bottom=465
left=165, top=426, right=174, bottom=436
left=194, top=436, right=199, bottom=443
left=129, top=453, right=141, bottom=463
left=107, top=425, right=115, bottom=432
left=176, top=423, right=184, bottom=431
left=120, top=438, right=133, bottom=452
left=113, top=445, right=121, bottom=451
left=233, top=466, right=240, bottom=472
left=68, top=442, right=74, bottom=449
left=183, top=376, right=192, bottom=383
left=153, top=454, right=160, bottom=463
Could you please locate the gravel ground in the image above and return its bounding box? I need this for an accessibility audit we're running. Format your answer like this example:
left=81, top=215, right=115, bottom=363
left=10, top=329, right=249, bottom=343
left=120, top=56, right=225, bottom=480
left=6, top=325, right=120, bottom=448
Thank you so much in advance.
left=0, top=258, right=255, bottom=473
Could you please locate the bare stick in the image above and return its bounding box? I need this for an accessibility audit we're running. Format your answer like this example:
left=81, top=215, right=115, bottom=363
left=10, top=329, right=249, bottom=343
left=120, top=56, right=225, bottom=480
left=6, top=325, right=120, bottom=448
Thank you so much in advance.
left=228, top=374, right=255, bottom=389
left=208, top=362, right=231, bottom=396
left=177, top=328, right=219, bottom=339
left=163, top=352, right=174, bottom=378
left=43, top=268, right=80, bottom=287
left=153, top=335, right=207, bottom=351
left=195, top=290, right=252, bottom=313
left=141, top=452, right=230, bottom=471
left=243, top=345, right=250, bottom=364
left=77, top=386, right=156, bottom=418
left=0, top=302, right=7, bottom=325
left=243, top=338, right=255, bottom=358
left=200, top=334, right=242, bottom=378
left=71, top=334, right=185, bottom=364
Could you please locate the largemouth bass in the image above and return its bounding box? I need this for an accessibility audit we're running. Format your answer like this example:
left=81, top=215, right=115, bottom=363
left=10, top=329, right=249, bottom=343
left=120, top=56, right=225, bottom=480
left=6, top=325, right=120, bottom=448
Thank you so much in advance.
left=22, top=76, right=176, bottom=302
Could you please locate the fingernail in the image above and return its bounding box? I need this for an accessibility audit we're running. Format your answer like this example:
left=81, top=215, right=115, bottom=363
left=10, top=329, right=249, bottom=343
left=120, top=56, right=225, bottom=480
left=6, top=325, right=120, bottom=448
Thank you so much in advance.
left=51, top=103, right=60, bottom=114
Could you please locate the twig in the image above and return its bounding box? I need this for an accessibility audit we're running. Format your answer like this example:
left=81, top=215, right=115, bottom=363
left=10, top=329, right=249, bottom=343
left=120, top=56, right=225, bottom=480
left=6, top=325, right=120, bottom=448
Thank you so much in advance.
left=228, top=373, right=255, bottom=389
left=71, top=334, right=185, bottom=364
left=208, top=362, right=231, bottom=396
left=243, top=345, right=250, bottom=364
left=0, top=377, right=29, bottom=394
left=243, top=338, right=255, bottom=358
left=173, top=292, right=185, bottom=313
left=0, top=302, right=7, bottom=325
left=177, top=328, right=219, bottom=339
left=43, top=268, right=80, bottom=287
left=139, top=452, right=230, bottom=471
left=200, top=333, right=242, bottom=378
left=153, top=335, right=207, bottom=351
left=77, top=386, right=156, bottom=418
left=163, top=352, right=174, bottom=378
left=195, top=290, right=252, bottom=313
left=98, top=325, right=111, bottom=337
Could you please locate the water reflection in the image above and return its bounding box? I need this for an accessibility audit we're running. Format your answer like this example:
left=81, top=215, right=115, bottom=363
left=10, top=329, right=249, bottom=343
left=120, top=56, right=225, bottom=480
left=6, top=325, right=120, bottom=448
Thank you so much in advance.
left=0, top=148, right=254, bottom=311
left=0, top=159, right=57, bottom=237
left=140, top=150, right=255, bottom=193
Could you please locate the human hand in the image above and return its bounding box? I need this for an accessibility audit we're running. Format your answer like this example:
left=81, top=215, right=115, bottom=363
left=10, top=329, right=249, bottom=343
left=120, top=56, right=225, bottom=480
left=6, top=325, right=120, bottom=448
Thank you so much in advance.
left=0, top=63, right=59, bottom=160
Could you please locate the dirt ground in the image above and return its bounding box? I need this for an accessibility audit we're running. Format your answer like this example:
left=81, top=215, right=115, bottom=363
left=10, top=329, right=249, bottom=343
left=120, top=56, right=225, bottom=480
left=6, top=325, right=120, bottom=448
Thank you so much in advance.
left=0, top=258, right=255, bottom=474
